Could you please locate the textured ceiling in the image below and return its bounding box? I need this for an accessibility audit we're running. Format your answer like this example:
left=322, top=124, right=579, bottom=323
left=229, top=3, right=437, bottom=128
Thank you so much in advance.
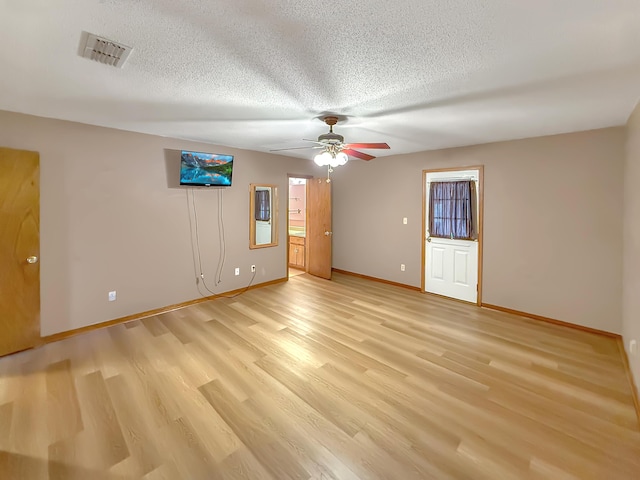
left=1, top=0, right=640, bottom=159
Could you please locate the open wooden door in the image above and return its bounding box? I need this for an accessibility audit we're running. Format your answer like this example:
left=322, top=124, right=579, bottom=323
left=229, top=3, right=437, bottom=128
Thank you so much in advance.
left=306, top=177, right=332, bottom=279
left=0, top=147, right=40, bottom=356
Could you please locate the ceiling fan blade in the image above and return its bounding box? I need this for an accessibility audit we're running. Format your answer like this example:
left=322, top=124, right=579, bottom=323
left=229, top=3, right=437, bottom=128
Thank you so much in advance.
left=343, top=143, right=390, bottom=150
left=302, top=139, right=327, bottom=146
left=270, top=145, right=323, bottom=152
left=343, top=148, right=376, bottom=161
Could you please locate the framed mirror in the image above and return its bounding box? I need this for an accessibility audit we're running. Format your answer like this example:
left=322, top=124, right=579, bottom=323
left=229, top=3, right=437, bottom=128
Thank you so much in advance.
left=249, top=183, right=278, bottom=249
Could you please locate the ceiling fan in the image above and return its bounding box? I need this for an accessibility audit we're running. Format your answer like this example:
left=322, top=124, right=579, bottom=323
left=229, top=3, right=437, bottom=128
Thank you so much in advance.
left=271, top=116, right=390, bottom=165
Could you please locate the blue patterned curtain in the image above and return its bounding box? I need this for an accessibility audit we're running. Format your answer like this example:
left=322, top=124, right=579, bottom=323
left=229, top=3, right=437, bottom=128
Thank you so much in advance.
left=429, top=181, right=475, bottom=239
left=255, top=190, right=271, bottom=221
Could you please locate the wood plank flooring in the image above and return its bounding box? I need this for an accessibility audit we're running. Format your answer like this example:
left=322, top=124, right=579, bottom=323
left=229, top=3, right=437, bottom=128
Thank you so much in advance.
left=1, top=272, right=639, bottom=479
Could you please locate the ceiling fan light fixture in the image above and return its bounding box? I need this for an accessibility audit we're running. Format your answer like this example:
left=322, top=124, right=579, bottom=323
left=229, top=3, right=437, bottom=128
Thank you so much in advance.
left=314, top=151, right=332, bottom=166
left=335, top=152, right=348, bottom=166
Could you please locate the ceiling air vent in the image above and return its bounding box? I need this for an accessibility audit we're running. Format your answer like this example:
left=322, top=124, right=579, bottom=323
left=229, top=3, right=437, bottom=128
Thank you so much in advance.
left=80, top=32, right=132, bottom=68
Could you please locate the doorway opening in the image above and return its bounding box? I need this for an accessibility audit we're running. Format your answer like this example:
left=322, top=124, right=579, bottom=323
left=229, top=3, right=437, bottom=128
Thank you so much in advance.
left=287, top=174, right=333, bottom=281
left=288, top=176, right=308, bottom=278
left=422, top=166, right=484, bottom=305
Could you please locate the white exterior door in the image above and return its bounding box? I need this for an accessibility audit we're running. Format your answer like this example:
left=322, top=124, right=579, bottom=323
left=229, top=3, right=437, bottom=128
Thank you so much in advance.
left=255, top=220, right=271, bottom=244
left=425, top=237, right=478, bottom=303
left=424, top=169, right=480, bottom=304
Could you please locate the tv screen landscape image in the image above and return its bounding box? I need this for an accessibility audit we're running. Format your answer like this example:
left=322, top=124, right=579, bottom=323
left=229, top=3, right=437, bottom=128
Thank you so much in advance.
left=180, top=150, right=234, bottom=186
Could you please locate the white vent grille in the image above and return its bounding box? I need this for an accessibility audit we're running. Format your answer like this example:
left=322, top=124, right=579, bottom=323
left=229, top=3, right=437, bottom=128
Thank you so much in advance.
left=80, top=32, right=132, bottom=68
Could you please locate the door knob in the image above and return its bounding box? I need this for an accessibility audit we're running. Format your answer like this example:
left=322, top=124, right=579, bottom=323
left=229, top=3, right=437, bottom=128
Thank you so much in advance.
left=26, top=255, right=38, bottom=264
left=324, top=231, right=333, bottom=236
left=426, top=236, right=431, bottom=243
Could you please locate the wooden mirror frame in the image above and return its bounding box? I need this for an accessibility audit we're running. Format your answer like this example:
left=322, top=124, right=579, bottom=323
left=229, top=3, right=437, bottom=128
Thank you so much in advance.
left=249, top=183, right=278, bottom=249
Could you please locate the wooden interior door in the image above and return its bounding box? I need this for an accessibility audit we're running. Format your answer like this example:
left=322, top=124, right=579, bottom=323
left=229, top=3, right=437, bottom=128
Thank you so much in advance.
left=0, top=147, right=40, bottom=356
left=306, top=177, right=332, bottom=279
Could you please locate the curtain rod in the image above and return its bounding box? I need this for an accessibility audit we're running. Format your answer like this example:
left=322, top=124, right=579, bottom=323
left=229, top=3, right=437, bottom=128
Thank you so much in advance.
left=427, top=177, right=478, bottom=182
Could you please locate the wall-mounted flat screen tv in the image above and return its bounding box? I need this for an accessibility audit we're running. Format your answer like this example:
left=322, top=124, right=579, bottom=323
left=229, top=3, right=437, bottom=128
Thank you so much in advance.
left=180, top=150, right=234, bottom=187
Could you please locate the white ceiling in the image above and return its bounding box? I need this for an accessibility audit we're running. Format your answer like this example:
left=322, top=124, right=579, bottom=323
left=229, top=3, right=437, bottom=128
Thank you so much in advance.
left=1, top=0, right=640, bottom=159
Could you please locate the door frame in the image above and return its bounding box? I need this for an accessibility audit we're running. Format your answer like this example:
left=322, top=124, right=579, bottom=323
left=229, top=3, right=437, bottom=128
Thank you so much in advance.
left=421, top=165, right=484, bottom=306
left=286, top=174, right=313, bottom=275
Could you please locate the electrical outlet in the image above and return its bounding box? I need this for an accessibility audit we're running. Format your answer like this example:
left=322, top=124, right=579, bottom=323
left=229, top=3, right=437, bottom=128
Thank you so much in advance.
left=108, top=291, right=117, bottom=302
left=403, top=217, right=408, bottom=225
left=631, top=339, right=638, bottom=356
left=251, top=265, right=256, bottom=273
left=400, top=264, right=405, bottom=271
left=235, top=267, right=240, bottom=276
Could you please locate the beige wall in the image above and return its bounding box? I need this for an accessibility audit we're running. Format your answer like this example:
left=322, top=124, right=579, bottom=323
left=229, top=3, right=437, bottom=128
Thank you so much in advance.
left=0, top=110, right=313, bottom=336
left=332, top=128, right=625, bottom=333
left=623, top=102, right=640, bottom=388
left=0, top=108, right=628, bottom=338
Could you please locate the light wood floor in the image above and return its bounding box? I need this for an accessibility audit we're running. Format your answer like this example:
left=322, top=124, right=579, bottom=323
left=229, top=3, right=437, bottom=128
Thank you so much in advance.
left=1, top=273, right=639, bottom=479
left=288, top=267, right=306, bottom=278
